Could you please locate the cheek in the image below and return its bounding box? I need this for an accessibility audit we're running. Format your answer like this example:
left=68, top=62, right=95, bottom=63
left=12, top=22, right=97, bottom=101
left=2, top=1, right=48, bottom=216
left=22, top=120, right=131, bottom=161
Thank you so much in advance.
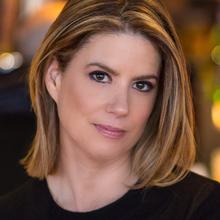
left=58, top=86, right=89, bottom=119
left=131, top=93, right=157, bottom=129
left=57, top=78, right=107, bottom=119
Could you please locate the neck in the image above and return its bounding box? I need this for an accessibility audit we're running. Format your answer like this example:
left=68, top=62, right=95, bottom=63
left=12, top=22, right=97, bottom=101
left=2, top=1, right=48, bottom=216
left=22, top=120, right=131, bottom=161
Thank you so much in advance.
left=47, top=145, right=136, bottom=212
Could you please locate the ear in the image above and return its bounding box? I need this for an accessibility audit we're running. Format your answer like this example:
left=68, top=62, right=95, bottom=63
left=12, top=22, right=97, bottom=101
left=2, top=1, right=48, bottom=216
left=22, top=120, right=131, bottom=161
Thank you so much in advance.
left=44, top=58, right=62, bottom=103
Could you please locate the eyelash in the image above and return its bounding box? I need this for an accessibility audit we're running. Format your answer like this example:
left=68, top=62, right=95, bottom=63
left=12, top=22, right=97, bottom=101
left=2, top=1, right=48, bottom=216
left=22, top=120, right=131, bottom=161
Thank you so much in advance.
left=88, top=71, right=154, bottom=92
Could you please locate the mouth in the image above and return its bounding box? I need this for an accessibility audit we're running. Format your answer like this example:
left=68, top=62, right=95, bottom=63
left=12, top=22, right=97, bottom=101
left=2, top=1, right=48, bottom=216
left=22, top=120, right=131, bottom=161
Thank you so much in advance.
left=93, top=123, right=126, bottom=139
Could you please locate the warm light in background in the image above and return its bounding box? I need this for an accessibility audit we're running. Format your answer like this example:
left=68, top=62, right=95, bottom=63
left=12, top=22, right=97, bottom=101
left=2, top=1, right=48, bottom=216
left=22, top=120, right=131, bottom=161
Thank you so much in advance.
left=212, top=101, right=220, bottom=130
left=211, top=148, right=220, bottom=182
left=21, top=0, right=45, bottom=17
left=212, top=89, right=220, bottom=130
left=0, top=52, right=23, bottom=73
left=211, top=45, right=220, bottom=65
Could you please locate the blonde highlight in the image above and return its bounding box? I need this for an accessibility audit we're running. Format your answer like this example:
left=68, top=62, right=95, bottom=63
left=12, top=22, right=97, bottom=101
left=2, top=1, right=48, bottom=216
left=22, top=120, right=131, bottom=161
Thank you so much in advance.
left=21, top=0, right=196, bottom=188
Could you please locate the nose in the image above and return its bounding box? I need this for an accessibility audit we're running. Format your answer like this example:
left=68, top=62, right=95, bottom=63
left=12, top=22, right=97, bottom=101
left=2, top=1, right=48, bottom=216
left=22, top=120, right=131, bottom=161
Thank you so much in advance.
left=106, top=89, right=129, bottom=117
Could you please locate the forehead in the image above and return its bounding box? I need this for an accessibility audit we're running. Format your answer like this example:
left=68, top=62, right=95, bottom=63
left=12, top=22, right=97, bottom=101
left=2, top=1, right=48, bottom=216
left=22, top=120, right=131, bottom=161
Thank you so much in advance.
left=66, top=32, right=161, bottom=76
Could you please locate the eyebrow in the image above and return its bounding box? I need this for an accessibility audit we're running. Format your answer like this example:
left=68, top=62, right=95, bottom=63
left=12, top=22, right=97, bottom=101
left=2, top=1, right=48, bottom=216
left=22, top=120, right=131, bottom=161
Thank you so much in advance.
left=86, top=62, right=159, bottom=82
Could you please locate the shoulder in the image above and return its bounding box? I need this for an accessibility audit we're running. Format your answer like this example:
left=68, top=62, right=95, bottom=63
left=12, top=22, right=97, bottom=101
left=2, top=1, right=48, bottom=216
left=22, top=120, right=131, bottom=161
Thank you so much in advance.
left=0, top=179, right=31, bottom=212
left=0, top=178, right=48, bottom=219
left=165, top=171, right=220, bottom=219
left=169, top=171, right=220, bottom=196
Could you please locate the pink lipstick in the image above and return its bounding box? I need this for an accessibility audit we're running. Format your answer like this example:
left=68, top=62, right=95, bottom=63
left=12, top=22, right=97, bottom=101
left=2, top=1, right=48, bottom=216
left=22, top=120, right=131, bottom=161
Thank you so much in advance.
left=94, top=124, right=126, bottom=139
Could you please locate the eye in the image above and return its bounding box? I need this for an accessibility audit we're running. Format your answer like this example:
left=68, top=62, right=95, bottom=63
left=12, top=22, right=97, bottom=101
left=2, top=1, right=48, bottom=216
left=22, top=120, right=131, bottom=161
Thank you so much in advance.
left=89, top=71, right=111, bottom=83
left=133, top=81, right=153, bottom=92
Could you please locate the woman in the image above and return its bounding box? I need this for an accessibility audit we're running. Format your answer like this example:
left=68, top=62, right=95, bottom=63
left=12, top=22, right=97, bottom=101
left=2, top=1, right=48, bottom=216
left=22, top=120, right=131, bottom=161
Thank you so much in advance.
left=1, top=0, right=220, bottom=219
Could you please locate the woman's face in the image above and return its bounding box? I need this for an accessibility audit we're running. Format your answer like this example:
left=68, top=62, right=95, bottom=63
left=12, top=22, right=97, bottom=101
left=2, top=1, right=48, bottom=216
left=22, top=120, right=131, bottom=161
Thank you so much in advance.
left=46, top=33, right=161, bottom=163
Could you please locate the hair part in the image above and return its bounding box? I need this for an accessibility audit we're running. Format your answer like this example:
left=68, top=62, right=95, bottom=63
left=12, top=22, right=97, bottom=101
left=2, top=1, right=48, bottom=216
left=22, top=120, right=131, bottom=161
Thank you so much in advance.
left=21, top=0, right=195, bottom=188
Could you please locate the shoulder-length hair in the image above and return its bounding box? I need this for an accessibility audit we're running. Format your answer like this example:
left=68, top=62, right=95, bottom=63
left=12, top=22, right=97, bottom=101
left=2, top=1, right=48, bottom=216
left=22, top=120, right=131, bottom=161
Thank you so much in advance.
left=22, top=0, right=195, bottom=188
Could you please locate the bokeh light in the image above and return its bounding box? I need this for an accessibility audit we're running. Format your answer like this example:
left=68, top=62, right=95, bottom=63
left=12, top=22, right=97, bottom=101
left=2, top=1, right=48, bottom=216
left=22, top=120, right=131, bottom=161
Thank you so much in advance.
left=212, top=100, right=220, bottom=130
left=211, top=148, right=220, bottom=182
left=211, top=45, right=220, bottom=65
left=0, top=52, right=23, bottom=73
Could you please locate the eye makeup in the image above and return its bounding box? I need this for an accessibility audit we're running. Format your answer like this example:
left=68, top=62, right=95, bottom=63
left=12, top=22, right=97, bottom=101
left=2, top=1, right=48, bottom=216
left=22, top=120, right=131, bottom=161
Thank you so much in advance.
left=88, top=70, right=156, bottom=93
left=89, top=71, right=111, bottom=83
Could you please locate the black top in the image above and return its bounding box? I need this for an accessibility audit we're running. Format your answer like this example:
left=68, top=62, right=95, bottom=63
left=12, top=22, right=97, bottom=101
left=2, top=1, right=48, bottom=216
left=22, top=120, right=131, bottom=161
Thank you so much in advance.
left=0, top=172, right=220, bottom=220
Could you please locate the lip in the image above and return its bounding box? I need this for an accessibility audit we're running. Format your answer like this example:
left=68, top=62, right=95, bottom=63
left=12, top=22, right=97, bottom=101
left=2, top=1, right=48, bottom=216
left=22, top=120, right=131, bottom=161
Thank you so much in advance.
left=94, top=123, right=126, bottom=139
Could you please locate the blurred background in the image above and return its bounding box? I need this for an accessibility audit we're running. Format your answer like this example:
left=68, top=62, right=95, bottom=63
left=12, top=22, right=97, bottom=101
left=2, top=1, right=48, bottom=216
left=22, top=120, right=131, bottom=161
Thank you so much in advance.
left=0, top=0, right=220, bottom=195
